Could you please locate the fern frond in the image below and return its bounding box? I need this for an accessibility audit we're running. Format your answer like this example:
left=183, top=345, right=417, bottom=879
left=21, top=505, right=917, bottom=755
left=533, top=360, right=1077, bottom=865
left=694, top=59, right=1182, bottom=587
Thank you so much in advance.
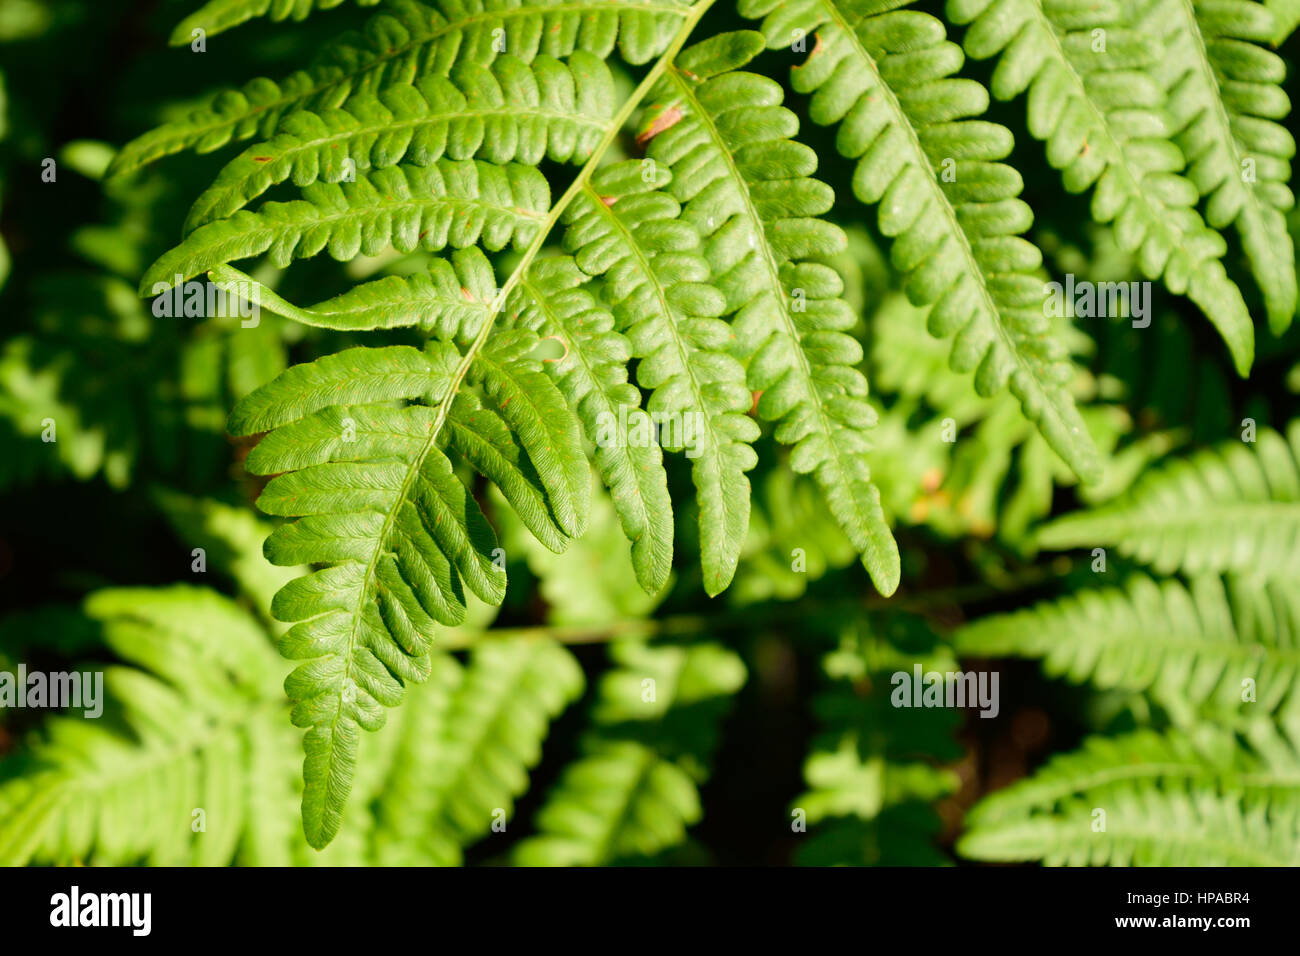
left=641, top=30, right=901, bottom=594
left=141, top=160, right=550, bottom=293
left=0, top=587, right=291, bottom=866
left=227, top=337, right=586, bottom=848
left=367, top=639, right=582, bottom=861
left=109, top=0, right=693, bottom=179
left=959, top=727, right=1300, bottom=865
left=946, top=0, right=1259, bottom=359
left=955, top=574, right=1300, bottom=724
left=561, top=157, right=760, bottom=595
left=183, top=51, right=615, bottom=232
left=511, top=256, right=676, bottom=594
left=513, top=639, right=745, bottom=864
left=794, top=615, right=961, bottom=864
left=171, top=0, right=383, bottom=45
left=1038, top=422, right=1300, bottom=579
left=1153, top=0, right=1297, bottom=333
left=740, top=1, right=1104, bottom=478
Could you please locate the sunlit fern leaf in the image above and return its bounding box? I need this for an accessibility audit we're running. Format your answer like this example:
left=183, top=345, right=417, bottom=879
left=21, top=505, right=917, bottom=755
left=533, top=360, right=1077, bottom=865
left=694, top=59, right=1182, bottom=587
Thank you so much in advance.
left=641, top=30, right=901, bottom=594
left=511, top=256, right=676, bottom=594
left=140, top=160, right=549, bottom=293
left=513, top=639, right=745, bottom=865
left=1268, top=0, right=1300, bottom=43
left=228, top=338, right=585, bottom=848
left=739, top=1, right=1104, bottom=481
left=946, top=0, right=1258, bottom=364
left=171, top=0, right=383, bottom=45
left=955, top=575, right=1300, bottom=725
left=1038, top=421, right=1300, bottom=580
left=959, top=727, right=1300, bottom=866
left=0, top=587, right=291, bottom=866
left=183, top=51, right=615, bottom=232
left=108, top=0, right=694, bottom=179
left=560, top=156, right=759, bottom=595
left=1150, top=0, right=1297, bottom=334
left=224, top=247, right=499, bottom=336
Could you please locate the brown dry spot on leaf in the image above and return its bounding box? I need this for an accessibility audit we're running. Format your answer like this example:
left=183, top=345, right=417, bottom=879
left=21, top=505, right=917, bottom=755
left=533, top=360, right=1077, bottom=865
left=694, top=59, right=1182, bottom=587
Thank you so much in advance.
left=635, top=105, right=684, bottom=148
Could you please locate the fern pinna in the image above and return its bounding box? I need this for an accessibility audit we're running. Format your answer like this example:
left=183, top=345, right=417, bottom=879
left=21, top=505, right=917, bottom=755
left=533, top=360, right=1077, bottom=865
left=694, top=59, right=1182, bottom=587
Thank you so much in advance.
left=101, top=0, right=1297, bottom=855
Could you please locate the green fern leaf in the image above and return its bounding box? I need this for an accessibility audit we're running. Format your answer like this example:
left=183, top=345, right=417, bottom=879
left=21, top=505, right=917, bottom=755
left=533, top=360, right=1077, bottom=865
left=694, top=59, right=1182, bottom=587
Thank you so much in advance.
left=141, top=160, right=549, bottom=293
left=511, top=256, right=676, bottom=594
left=1153, top=0, right=1297, bottom=334
left=641, top=30, right=901, bottom=593
left=109, top=0, right=693, bottom=179
left=513, top=639, right=745, bottom=864
left=171, top=0, right=384, bottom=45
left=0, top=587, right=291, bottom=866
left=739, top=1, right=1105, bottom=480
left=228, top=336, right=584, bottom=848
left=1038, top=421, right=1300, bottom=579
left=183, top=52, right=615, bottom=232
left=947, top=0, right=1260, bottom=360
left=959, top=728, right=1300, bottom=865
left=955, top=574, right=1300, bottom=724
left=561, top=157, right=760, bottom=595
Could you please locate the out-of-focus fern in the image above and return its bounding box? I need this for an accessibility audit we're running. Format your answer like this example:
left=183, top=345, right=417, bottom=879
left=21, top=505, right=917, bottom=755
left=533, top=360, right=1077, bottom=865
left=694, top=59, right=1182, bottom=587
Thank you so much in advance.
left=956, top=574, right=1300, bottom=726
left=1039, top=421, right=1300, bottom=580
left=512, top=638, right=745, bottom=865
left=794, top=615, right=961, bottom=865
left=959, top=728, right=1300, bottom=866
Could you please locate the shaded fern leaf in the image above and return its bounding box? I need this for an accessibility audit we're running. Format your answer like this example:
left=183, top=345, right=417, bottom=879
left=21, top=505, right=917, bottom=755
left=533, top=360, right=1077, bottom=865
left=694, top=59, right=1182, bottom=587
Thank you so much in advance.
left=172, top=0, right=384, bottom=45
left=0, top=587, right=292, bottom=866
left=109, top=0, right=693, bottom=179
left=796, top=616, right=961, bottom=865
left=959, top=728, right=1300, bottom=866
left=739, top=1, right=1103, bottom=482
left=1038, top=421, right=1300, bottom=580
left=512, top=639, right=745, bottom=865
left=141, top=160, right=549, bottom=293
left=1154, top=0, right=1297, bottom=334
left=642, top=30, right=901, bottom=594
left=955, top=575, right=1300, bottom=724
left=184, top=51, right=615, bottom=232
left=228, top=339, right=586, bottom=848
left=947, top=0, right=1258, bottom=365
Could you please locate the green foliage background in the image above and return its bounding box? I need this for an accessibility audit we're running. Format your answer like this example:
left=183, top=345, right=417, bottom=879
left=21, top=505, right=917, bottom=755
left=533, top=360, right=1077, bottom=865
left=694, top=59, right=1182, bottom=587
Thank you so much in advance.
left=1, top=0, right=1299, bottom=866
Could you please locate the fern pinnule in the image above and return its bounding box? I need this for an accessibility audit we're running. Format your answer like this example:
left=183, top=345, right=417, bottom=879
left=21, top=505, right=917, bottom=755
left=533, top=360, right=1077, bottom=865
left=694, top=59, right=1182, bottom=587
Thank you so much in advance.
left=1038, top=421, right=1300, bottom=580
left=183, top=51, right=616, bottom=232
left=946, top=0, right=1257, bottom=368
left=642, top=30, right=900, bottom=595
left=741, top=0, right=1104, bottom=485
left=141, top=160, right=550, bottom=293
left=171, top=0, right=384, bottom=45
left=110, top=0, right=695, bottom=180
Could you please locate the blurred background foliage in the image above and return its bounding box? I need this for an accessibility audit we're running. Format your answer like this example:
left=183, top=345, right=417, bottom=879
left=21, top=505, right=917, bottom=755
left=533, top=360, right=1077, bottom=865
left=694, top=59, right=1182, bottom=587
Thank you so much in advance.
left=0, top=0, right=1299, bottom=866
